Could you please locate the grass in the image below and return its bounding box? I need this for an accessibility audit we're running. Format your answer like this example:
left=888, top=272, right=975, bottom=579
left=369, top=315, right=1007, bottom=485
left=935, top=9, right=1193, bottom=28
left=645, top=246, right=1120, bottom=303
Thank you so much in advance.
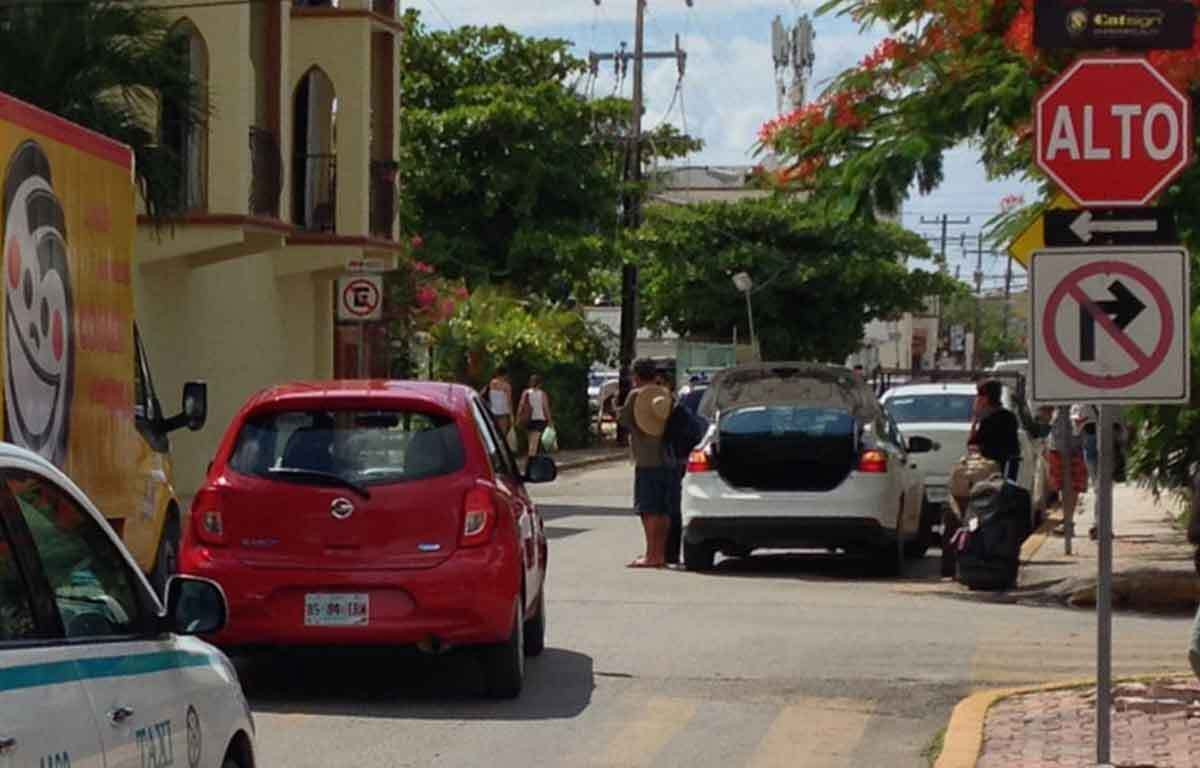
left=922, top=728, right=946, bottom=767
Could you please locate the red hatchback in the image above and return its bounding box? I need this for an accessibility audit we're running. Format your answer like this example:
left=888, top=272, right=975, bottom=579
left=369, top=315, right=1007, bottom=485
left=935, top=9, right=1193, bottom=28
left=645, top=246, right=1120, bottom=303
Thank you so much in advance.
left=179, top=381, right=556, bottom=698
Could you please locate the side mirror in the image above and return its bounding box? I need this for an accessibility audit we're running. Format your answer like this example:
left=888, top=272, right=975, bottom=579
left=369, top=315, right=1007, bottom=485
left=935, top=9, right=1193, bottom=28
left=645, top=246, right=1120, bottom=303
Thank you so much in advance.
left=907, top=436, right=936, bottom=454
left=163, top=575, right=227, bottom=636
left=182, top=381, right=207, bottom=431
left=524, top=455, right=558, bottom=484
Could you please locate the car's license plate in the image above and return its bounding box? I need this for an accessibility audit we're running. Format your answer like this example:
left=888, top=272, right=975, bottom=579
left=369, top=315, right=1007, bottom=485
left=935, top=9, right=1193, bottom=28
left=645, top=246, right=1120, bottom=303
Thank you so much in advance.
left=926, top=486, right=950, bottom=504
left=304, top=593, right=369, bottom=626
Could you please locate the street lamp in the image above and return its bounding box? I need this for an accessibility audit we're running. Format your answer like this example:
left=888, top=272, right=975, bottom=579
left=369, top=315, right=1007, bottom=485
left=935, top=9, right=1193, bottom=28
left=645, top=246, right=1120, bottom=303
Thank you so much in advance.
left=732, top=272, right=758, bottom=361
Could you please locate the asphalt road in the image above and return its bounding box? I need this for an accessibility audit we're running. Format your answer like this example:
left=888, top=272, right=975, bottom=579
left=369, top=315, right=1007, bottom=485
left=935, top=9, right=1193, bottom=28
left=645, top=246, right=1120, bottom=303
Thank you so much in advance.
left=238, top=462, right=1193, bottom=767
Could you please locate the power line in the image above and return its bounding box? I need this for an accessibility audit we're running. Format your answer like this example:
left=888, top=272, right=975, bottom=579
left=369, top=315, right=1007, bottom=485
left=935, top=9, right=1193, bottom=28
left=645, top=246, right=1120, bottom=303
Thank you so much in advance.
left=418, top=0, right=454, bottom=27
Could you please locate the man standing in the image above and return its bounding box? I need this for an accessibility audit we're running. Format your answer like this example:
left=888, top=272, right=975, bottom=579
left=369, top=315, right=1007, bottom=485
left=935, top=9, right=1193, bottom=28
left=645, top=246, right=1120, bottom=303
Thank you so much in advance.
left=620, top=358, right=673, bottom=568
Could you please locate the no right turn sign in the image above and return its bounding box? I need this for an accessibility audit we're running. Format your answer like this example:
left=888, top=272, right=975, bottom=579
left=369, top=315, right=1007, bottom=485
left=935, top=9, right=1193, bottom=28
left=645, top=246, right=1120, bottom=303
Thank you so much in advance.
left=1030, top=246, right=1190, bottom=404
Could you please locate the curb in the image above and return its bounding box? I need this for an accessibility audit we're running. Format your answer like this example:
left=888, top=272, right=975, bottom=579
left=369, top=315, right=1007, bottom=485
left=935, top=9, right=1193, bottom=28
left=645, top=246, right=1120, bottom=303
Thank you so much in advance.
left=556, top=452, right=626, bottom=473
left=933, top=676, right=1158, bottom=768
left=1019, top=512, right=1061, bottom=564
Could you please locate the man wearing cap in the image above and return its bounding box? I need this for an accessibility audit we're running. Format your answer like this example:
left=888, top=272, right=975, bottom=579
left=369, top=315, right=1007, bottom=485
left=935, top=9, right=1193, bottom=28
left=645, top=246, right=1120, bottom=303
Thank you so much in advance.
left=620, top=358, right=674, bottom=568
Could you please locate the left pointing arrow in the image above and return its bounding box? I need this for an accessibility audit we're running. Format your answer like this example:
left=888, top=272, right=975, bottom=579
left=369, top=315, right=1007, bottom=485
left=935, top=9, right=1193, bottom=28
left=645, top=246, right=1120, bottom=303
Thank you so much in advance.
left=1070, top=211, right=1158, bottom=244
left=1079, top=280, right=1146, bottom=362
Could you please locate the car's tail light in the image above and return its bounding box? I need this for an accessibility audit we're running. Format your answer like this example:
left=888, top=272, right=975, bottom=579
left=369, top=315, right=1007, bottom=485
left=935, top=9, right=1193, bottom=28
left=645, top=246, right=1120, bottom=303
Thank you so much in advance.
left=687, top=449, right=714, bottom=473
left=858, top=450, right=889, bottom=474
left=461, top=486, right=497, bottom=547
left=191, top=489, right=226, bottom=545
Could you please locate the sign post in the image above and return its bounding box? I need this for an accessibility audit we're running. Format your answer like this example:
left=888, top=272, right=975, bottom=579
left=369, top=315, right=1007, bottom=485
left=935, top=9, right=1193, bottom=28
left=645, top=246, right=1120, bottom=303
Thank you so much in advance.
left=1030, top=25, right=1195, bottom=763
left=1030, top=246, right=1190, bottom=764
left=336, top=274, right=384, bottom=379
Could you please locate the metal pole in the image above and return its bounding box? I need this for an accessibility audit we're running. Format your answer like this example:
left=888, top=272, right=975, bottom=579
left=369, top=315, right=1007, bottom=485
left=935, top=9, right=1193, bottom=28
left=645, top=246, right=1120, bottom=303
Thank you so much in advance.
left=616, top=0, right=647, bottom=445
left=1096, top=404, right=1115, bottom=765
left=745, top=290, right=757, bottom=361
left=1055, top=407, right=1077, bottom=554
left=359, top=322, right=368, bottom=378
left=1002, top=250, right=1014, bottom=347
left=973, top=233, right=984, bottom=355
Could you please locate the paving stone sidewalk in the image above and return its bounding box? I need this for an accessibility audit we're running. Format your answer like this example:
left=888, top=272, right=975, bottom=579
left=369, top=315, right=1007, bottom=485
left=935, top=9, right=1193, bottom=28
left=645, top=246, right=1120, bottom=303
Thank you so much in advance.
left=977, top=679, right=1200, bottom=767
left=1015, top=483, right=1200, bottom=614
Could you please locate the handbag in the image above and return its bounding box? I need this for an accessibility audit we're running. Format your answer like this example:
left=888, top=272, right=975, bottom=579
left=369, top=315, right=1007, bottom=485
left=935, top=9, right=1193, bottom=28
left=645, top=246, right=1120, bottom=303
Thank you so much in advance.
left=541, top=425, right=558, bottom=453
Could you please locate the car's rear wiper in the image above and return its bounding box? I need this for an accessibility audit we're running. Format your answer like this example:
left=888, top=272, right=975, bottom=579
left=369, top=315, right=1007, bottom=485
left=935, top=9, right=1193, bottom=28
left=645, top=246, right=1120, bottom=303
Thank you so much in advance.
left=264, top=468, right=371, bottom=499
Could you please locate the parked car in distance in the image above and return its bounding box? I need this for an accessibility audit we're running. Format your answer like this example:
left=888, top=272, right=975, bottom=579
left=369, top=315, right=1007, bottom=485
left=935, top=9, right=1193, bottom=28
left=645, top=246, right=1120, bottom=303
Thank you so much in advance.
left=588, top=369, right=618, bottom=414
left=181, top=381, right=556, bottom=698
left=0, top=442, right=254, bottom=768
left=683, top=363, right=934, bottom=573
left=879, top=381, right=1045, bottom=512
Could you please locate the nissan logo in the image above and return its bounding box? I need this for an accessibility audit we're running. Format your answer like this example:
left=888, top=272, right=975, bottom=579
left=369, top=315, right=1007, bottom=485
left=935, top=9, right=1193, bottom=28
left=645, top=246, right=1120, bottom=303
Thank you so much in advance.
left=330, top=498, right=355, bottom=520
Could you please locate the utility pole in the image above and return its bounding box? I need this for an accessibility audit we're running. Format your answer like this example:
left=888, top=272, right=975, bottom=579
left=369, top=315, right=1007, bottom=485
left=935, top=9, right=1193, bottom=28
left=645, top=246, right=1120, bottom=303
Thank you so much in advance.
left=921, top=214, right=971, bottom=364
left=971, top=233, right=984, bottom=367
left=1001, top=249, right=1014, bottom=351
left=590, top=1, right=689, bottom=443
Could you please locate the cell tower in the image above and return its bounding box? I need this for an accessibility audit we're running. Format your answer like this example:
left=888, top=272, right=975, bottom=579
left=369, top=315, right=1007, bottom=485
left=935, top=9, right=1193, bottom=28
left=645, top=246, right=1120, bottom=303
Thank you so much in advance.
left=771, top=12, right=815, bottom=114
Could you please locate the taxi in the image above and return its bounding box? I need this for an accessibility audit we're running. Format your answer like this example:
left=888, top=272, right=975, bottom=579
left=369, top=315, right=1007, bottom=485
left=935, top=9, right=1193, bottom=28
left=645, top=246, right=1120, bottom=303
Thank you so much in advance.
left=0, top=443, right=256, bottom=768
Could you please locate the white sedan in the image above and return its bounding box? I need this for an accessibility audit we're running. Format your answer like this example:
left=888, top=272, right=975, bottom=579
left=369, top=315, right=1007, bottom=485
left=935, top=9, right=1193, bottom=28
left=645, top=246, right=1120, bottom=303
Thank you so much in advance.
left=682, top=363, right=935, bottom=573
left=879, top=382, right=1045, bottom=511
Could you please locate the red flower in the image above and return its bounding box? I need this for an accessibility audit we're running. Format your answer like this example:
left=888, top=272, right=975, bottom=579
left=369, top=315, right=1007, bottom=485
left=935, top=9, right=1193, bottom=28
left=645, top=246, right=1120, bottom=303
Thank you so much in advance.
left=416, top=286, right=437, bottom=308
left=413, top=261, right=435, bottom=274
left=410, top=234, right=425, bottom=251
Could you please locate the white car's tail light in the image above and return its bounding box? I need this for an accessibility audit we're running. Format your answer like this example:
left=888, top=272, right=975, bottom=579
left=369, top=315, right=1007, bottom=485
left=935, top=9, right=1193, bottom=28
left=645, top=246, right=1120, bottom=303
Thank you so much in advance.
left=686, top=449, right=714, bottom=473
left=858, top=450, right=888, bottom=474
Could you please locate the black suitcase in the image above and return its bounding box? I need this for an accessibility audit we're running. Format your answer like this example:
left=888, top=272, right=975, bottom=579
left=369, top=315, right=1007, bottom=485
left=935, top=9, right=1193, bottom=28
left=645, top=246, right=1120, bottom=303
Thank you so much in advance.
left=953, top=477, right=1031, bottom=591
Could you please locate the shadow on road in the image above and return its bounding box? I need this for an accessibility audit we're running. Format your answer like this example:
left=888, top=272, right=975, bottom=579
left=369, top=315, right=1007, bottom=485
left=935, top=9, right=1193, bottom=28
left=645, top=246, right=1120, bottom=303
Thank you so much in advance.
left=238, top=646, right=595, bottom=721
left=540, top=504, right=632, bottom=522
left=703, top=550, right=945, bottom=583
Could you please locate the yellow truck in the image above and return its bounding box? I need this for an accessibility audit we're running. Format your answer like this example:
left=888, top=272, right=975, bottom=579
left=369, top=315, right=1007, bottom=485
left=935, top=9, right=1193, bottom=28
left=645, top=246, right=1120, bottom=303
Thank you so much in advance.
left=0, top=91, right=205, bottom=590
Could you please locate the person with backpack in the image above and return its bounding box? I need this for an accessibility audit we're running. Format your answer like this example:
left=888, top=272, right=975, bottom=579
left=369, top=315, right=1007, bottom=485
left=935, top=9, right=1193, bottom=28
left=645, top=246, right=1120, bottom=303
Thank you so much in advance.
left=657, top=372, right=709, bottom=566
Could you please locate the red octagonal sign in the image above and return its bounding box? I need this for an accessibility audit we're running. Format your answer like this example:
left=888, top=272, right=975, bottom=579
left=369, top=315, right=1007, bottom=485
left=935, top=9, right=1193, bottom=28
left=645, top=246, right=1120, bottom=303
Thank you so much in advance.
left=1036, top=57, right=1192, bottom=207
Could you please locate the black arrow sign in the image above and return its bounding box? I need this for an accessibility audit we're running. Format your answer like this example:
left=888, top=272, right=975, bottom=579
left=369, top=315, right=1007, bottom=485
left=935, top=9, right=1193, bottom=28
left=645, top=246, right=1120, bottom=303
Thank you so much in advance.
left=1045, top=208, right=1178, bottom=248
left=1079, top=280, right=1146, bottom=362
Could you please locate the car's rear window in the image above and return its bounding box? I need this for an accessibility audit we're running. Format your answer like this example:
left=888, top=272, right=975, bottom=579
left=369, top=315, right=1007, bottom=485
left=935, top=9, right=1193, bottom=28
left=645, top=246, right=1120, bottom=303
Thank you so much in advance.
left=229, top=409, right=465, bottom=486
left=884, top=394, right=975, bottom=424
left=720, top=406, right=855, bottom=438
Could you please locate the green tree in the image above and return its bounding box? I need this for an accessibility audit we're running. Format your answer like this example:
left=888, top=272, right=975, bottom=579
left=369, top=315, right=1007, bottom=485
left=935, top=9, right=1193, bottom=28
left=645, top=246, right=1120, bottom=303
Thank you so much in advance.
left=635, top=197, right=957, bottom=362
left=940, top=292, right=1025, bottom=368
left=759, top=0, right=1200, bottom=496
left=0, top=1, right=204, bottom=219
left=400, top=10, right=698, bottom=297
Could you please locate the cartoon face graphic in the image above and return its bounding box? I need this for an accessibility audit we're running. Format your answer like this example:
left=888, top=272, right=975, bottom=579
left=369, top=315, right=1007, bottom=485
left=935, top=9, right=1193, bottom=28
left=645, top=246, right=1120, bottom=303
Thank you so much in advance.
left=2, top=141, right=73, bottom=468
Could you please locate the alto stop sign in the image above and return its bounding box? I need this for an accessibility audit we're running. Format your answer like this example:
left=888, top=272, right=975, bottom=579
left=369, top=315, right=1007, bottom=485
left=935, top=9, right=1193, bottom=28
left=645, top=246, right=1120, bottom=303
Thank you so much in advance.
left=1036, top=57, right=1192, bottom=207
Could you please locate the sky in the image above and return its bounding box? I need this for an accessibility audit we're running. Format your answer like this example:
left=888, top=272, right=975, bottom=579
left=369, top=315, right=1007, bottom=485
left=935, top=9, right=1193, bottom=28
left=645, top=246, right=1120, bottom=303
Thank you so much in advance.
left=404, top=0, right=1039, bottom=283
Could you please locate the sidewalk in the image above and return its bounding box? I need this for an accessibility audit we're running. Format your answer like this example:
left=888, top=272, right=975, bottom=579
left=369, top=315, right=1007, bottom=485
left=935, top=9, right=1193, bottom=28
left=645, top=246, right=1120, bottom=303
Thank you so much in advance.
left=551, top=444, right=626, bottom=472
left=1014, top=482, right=1200, bottom=614
left=939, top=678, right=1200, bottom=768
left=933, top=485, right=1200, bottom=768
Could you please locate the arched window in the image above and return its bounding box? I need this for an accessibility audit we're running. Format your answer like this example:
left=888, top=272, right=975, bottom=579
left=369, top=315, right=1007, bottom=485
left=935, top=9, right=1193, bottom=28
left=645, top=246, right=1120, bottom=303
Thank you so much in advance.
left=292, top=67, right=337, bottom=232
left=162, top=20, right=209, bottom=211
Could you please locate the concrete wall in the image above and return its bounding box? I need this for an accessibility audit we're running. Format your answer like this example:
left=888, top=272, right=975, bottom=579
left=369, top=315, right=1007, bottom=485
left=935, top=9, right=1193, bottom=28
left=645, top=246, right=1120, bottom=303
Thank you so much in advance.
left=134, top=255, right=330, bottom=496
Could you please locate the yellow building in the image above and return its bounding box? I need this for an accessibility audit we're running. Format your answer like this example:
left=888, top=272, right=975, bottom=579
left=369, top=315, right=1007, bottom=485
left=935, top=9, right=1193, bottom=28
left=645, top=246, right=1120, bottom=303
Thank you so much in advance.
left=133, top=0, right=405, bottom=496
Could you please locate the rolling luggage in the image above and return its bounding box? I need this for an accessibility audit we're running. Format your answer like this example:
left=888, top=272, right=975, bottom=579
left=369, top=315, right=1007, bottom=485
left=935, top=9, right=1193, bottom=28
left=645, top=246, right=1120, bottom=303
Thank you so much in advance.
left=953, top=475, right=1032, bottom=591
left=942, top=455, right=1002, bottom=577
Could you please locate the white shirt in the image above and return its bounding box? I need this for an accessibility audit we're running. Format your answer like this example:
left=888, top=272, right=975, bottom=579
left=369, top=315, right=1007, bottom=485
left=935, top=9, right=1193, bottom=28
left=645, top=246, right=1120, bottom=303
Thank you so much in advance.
left=527, top=389, right=547, bottom=420
left=489, top=386, right=511, bottom=416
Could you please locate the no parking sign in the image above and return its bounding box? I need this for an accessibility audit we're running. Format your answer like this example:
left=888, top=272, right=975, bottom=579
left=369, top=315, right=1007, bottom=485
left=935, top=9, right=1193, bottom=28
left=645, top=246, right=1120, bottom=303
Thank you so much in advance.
left=1030, top=246, right=1189, bottom=403
left=336, top=275, right=383, bottom=322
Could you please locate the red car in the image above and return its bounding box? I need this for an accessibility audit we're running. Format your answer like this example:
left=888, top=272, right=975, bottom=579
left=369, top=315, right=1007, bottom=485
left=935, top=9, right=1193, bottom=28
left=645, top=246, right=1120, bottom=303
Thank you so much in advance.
left=179, top=381, right=556, bottom=698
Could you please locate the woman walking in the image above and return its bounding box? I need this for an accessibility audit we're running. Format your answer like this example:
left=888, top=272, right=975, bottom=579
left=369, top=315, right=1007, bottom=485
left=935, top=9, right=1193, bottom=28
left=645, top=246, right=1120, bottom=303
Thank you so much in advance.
left=486, top=365, right=514, bottom=436
left=518, top=374, right=553, bottom=462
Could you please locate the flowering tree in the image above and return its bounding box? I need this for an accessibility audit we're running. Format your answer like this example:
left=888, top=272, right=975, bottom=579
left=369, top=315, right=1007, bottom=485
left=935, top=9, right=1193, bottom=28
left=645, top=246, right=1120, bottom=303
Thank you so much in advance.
left=759, top=0, right=1200, bottom=495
